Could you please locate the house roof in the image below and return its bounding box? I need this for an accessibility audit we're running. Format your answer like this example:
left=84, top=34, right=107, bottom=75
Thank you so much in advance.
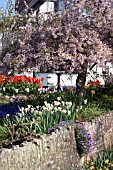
left=15, top=0, right=46, bottom=14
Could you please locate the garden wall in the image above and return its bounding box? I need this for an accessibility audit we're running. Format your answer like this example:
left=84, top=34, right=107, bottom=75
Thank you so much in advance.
left=0, top=111, right=113, bottom=170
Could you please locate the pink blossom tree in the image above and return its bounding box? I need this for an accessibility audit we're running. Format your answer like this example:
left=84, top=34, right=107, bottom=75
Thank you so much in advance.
left=1, top=0, right=113, bottom=98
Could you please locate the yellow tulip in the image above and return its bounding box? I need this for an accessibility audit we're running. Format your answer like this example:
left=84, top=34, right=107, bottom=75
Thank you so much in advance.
left=110, top=163, right=113, bottom=167
left=68, top=87, right=73, bottom=92
left=84, top=84, right=90, bottom=88
left=91, top=90, right=95, bottom=95
left=91, top=162, right=95, bottom=166
left=104, top=159, right=109, bottom=164
left=90, top=165, right=95, bottom=169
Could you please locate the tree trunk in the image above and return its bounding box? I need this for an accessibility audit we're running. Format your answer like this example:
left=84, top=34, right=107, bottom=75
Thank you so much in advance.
left=76, top=72, right=87, bottom=96
left=75, top=63, right=87, bottom=105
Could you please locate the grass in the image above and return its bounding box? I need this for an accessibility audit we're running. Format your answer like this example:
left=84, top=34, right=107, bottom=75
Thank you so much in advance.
left=76, top=102, right=109, bottom=122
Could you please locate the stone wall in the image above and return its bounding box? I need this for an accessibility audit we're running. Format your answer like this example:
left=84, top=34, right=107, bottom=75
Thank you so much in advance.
left=0, top=111, right=113, bottom=170
left=82, top=111, right=113, bottom=164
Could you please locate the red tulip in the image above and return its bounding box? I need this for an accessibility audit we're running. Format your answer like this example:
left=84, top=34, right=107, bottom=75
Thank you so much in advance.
left=41, top=77, right=44, bottom=81
left=93, top=80, right=100, bottom=86
left=87, top=80, right=93, bottom=85
left=35, top=78, right=40, bottom=84
left=38, top=84, right=42, bottom=88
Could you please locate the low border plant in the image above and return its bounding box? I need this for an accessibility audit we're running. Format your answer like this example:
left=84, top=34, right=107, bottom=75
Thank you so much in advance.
left=75, top=123, right=94, bottom=157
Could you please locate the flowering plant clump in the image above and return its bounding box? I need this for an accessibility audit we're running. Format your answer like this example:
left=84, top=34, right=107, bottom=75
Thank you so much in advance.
left=85, top=80, right=101, bottom=88
left=0, top=101, right=22, bottom=118
left=19, top=97, right=75, bottom=127
left=75, top=123, right=94, bottom=157
left=84, top=80, right=102, bottom=103
left=0, top=74, right=7, bottom=85
left=0, top=74, right=44, bottom=96
left=48, top=120, right=75, bottom=132
left=0, top=96, right=76, bottom=139
left=81, top=146, right=113, bottom=170
left=1, top=108, right=40, bottom=140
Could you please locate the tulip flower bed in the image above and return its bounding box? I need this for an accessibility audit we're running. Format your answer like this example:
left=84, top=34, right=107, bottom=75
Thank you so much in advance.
left=0, top=74, right=44, bottom=96
left=84, top=80, right=102, bottom=101
left=85, top=80, right=101, bottom=88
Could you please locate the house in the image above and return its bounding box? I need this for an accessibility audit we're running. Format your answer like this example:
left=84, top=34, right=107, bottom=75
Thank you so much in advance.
left=15, top=0, right=46, bottom=15
left=34, top=71, right=78, bottom=90
left=15, top=0, right=55, bottom=15
left=15, top=0, right=72, bottom=15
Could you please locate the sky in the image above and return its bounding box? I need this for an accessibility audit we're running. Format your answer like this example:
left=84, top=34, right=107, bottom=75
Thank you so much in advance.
left=0, top=0, right=15, bottom=10
left=0, top=0, right=7, bottom=9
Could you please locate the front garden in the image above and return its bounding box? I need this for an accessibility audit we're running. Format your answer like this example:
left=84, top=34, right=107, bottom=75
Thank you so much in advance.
left=0, top=73, right=113, bottom=169
left=0, top=0, right=113, bottom=168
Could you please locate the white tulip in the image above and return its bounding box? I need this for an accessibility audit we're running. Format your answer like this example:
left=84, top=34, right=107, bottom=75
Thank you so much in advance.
left=3, top=87, right=5, bottom=91
left=54, top=101, right=60, bottom=106
left=28, top=105, right=31, bottom=108
left=66, top=102, right=72, bottom=107
left=15, top=89, right=19, bottom=93
left=62, top=110, right=67, bottom=114
left=25, top=88, right=29, bottom=93
left=84, top=99, right=87, bottom=105
left=68, top=110, right=71, bottom=115
left=57, top=97, right=61, bottom=101
left=57, top=107, right=62, bottom=112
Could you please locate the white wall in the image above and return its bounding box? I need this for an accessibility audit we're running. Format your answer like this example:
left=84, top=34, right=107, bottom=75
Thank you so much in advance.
left=86, top=62, right=113, bottom=85
left=39, top=2, right=54, bottom=13
left=39, top=2, right=54, bottom=20
left=35, top=72, right=77, bottom=87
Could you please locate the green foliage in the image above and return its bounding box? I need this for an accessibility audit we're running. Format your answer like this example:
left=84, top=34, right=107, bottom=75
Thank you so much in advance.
left=89, top=84, right=113, bottom=111
left=95, top=95, right=113, bottom=111
left=76, top=102, right=108, bottom=122
left=19, top=91, right=76, bottom=107
left=0, top=126, right=9, bottom=141
left=0, top=82, right=39, bottom=96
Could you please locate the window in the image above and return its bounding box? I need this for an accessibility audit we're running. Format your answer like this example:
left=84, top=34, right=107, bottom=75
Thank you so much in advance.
left=54, top=0, right=73, bottom=12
